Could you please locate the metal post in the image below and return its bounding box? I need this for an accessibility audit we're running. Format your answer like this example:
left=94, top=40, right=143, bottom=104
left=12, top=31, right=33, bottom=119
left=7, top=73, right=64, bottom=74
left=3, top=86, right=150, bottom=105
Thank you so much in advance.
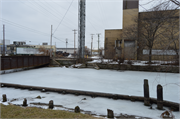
left=78, top=0, right=86, bottom=59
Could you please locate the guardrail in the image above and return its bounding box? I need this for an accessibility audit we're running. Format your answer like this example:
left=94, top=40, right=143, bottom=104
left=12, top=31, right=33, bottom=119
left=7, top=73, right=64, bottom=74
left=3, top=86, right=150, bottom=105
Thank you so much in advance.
left=1, top=56, right=50, bottom=70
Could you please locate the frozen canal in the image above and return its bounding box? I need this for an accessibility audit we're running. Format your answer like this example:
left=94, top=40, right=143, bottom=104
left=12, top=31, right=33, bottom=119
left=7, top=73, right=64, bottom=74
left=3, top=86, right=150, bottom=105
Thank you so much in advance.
left=0, top=67, right=180, bottom=118
left=1, top=67, right=179, bottom=103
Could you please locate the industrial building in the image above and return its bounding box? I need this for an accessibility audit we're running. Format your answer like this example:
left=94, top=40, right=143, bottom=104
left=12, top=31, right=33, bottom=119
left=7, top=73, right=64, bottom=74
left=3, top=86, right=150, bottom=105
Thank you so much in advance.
left=3, top=41, right=56, bottom=55
left=56, top=48, right=77, bottom=54
left=104, top=0, right=179, bottom=61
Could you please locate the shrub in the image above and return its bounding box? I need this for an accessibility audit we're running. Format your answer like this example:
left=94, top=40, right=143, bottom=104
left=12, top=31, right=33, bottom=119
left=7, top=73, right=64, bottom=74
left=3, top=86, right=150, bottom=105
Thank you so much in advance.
left=127, top=60, right=133, bottom=65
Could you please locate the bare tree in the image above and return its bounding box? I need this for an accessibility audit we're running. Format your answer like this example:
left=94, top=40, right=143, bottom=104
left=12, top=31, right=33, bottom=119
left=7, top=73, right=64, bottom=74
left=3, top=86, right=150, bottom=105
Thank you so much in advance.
left=162, top=14, right=179, bottom=64
left=139, top=9, right=172, bottom=63
left=169, top=0, right=180, bottom=6
left=123, top=2, right=178, bottom=64
left=38, top=46, right=50, bottom=56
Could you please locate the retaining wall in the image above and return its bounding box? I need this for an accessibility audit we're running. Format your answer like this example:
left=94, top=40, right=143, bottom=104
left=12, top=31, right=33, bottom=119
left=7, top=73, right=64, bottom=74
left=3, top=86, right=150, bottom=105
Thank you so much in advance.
left=1, top=82, right=179, bottom=111
left=94, top=63, right=179, bottom=73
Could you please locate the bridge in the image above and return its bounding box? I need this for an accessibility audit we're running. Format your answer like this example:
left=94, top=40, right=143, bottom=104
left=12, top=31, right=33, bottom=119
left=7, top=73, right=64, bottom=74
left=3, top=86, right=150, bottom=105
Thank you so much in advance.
left=1, top=56, right=50, bottom=70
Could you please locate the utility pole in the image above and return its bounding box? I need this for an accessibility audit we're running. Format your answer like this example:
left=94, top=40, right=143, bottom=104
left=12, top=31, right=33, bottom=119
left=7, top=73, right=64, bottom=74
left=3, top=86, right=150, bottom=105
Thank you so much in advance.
left=72, top=29, right=77, bottom=58
left=66, top=39, right=68, bottom=52
left=90, top=34, right=94, bottom=56
left=3, top=24, right=5, bottom=56
left=97, top=33, right=101, bottom=55
left=50, top=25, right=53, bottom=57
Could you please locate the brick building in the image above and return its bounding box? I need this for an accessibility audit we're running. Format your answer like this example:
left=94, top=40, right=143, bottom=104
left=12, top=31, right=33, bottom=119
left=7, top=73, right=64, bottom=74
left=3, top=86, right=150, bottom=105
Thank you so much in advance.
left=104, top=0, right=179, bottom=61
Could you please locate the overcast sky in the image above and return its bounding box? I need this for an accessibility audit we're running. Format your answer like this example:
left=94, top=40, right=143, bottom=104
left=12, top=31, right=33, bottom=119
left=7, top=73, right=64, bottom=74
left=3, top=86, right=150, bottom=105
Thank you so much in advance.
left=0, top=0, right=171, bottom=49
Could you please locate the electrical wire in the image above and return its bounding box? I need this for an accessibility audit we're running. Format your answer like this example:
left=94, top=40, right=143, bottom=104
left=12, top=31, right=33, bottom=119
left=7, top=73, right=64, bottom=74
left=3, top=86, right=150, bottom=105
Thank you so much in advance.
left=53, top=0, right=74, bottom=35
left=20, top=0, right=77, bottom=31
left=1, top=18, right=50, bottom=36
left=0, top=18, right=74, bottom=46
left=35, top=0, right=77, bottom=28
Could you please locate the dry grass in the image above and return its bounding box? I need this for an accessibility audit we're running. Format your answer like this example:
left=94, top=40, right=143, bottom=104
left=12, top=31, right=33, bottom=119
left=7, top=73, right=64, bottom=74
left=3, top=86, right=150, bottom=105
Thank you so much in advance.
left=1, top=104, right=100, bottom=118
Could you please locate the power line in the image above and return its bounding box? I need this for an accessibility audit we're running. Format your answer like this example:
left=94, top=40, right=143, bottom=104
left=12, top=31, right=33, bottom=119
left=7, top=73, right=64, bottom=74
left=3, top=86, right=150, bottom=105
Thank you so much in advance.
left=95, top=0, right=106, bottom=29
left=97, top=0, right=110, bottom=28
left=53, top=36, right=73, bottom=46
left=35, top=0, right=77, bottom=28
left=25, top=0, right=100, bottom=35
left=0, top=18, right=72, bottom=46
left=53, top=0, right=74, bottom=35
left=19, top=0, right=77, bottom=31
left=37, top=0, right=63, bottom=17
left=70, top=1, right=105, bottom=32
left=0, top=18, right=50, bottom=36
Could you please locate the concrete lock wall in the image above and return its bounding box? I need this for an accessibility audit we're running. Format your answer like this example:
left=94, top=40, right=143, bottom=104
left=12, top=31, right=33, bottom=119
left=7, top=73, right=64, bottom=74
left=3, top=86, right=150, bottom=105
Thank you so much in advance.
left=94, top=63, right=179, bottom=73
left=50, top=59, right=76, bottom=66
left=1, top=82, right=179, bottom=111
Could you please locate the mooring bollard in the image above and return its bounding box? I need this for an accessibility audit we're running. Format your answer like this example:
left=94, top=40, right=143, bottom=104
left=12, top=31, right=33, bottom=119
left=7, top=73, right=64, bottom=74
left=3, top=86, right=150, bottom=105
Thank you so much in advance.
left=157, top=84, right=163, bottom=110
left=49, top=100, right=54, bottom=109
left=107, top=109, right=114, bottom=118
left=74, top=106, right=80, bottom=113
left=2, top=94, right=7, bottom=102
left=22, top=98, right=28, bottom=106
left=144, top=79, right=150, bottom=106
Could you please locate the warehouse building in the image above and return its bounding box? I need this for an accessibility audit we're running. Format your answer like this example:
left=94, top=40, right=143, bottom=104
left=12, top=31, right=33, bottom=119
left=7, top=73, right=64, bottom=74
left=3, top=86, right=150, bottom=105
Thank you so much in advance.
left=104, top=0, right=179, bottom=61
